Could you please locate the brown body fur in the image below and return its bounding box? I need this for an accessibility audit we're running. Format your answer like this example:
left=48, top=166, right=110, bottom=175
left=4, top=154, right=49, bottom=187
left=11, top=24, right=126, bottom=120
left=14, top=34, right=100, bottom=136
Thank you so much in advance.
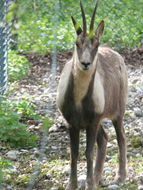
left=57, top=46, right=128, bottom=190
left=57, top=2, right=128, bottom=190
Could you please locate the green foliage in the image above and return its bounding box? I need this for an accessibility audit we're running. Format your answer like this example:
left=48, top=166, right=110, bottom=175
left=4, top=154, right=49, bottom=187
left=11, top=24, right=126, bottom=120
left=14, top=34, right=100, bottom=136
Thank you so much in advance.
left=131, top=136, right=143, bottom=148
left=8, top=51, right=30, bottom=82
left=41, top=117, right=53, bottom=130
left=0, top=99, right=37, bottom=148
left=121, top=184, right=138, bottom=190
left=13, top=99, right=41, bottom=120
left=0, top=157, right=13, bottom=187
left=9, top=0, right=143, bottom=52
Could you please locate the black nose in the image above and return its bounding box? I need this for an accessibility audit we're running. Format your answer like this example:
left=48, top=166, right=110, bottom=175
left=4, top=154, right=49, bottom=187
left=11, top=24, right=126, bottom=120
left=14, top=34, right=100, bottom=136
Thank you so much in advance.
left=81, top=62, right=90, bottom=67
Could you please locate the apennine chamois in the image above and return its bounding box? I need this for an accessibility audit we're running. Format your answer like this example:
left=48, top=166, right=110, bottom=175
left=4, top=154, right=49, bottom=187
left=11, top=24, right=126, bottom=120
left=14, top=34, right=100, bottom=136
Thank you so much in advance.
left=57, top=1, right=128, bottom=190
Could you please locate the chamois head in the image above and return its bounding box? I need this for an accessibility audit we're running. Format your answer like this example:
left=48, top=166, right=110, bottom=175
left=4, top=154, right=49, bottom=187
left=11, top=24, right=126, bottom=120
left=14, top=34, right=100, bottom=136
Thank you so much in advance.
left=71, top=0, right=104, bottom=71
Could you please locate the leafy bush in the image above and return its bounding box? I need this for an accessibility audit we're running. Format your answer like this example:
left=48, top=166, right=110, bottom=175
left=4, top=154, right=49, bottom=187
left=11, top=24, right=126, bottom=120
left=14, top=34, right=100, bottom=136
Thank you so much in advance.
left=0, top=157, right=13, bottom=188
left=13, top=99, right=41, bottom=120
left=0, top=99, right=37, bottom=148
left=8, top=51, right=30, bottom=82
left=9, top=0, right=143, bottom=52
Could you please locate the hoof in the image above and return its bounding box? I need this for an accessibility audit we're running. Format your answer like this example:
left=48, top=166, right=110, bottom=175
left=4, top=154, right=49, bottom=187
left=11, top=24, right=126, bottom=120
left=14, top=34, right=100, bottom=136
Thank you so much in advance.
left=94, top=174, right=104, bottom=188
left=66, top=182, right=78, bottom=190
left=112, top=175, right=126, bottom=185
left=85, top=182, right=96, bottom=190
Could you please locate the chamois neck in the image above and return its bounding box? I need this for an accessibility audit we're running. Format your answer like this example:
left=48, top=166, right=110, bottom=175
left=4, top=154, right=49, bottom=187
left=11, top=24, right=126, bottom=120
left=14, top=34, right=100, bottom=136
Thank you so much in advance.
left=72, top=48, right=97, bottom=106
left=73, top=63, right=93, bottom=79
left=73, top=69, right=93, bottom=106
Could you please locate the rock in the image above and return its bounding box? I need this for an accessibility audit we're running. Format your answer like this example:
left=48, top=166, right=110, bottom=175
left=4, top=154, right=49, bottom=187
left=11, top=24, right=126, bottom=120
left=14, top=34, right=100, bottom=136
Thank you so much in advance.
left=6, top=185, right=14, bottom=190
left=136, top=153, right=141, bottom=157
left=51, top=145, right=58, bottom=150
left=9, top=165, right=17, bottom=173
left=104, top=167, right=112, bottom=175
left=45, top=173, right=51, bottom=180
left=50, top=187, right=58, bottom=190
left=20, top=149, right=29, bottom=154
left=138, top=185, right=143, bottom=190
left=49, top=124, right=59, bottom=132
left=6, top=150, right=19, bottom=161
left=106, top=155, right=112, bottom=160
left=34, top=149, right=40, bottom=157
left=107, top=142, right=112, bottom=148
left=134, top=108, right=143, bottom=117
left=62, top=165, right=70, bottom=175
left=132, top=79, right=139, bottom=84
left=108, top=184, right=120, bottom=190
left=78, top=174, right=86, bottom=189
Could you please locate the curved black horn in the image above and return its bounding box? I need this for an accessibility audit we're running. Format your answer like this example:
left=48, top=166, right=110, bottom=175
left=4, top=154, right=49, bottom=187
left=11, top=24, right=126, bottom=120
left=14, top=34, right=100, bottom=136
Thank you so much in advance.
left=90, top=0, right=99, bottom=32
left=71, top=16, right=82, bottom=35
left=80, top=1, right=87, bottom=35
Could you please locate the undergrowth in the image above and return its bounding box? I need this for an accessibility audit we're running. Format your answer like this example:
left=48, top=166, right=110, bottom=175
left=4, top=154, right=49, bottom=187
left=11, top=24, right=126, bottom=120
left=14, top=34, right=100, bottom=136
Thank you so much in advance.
left=0, top=98, right=38, bottom=148
left=7, top=0, right=143, bottom=53
left=8, top=50, right=30, bottom=82
left=0, top=157, right=13, bottom=188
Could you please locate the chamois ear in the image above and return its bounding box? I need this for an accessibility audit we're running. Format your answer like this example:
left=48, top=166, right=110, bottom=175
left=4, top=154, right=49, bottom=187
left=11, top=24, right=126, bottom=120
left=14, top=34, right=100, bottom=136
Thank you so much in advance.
left=71, top=16, right=82, bottom=35
left=95, top=20, right=104, bottom=38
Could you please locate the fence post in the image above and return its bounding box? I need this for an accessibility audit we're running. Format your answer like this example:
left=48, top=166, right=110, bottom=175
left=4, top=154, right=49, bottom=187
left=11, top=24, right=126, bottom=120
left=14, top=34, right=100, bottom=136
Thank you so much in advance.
left=0, top=0, right=9, bottom=96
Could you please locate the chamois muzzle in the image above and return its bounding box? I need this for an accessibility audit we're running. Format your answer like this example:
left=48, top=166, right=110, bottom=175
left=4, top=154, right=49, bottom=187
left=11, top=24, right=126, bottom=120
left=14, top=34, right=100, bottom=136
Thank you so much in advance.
left=81, top=62, right=91, bottom=70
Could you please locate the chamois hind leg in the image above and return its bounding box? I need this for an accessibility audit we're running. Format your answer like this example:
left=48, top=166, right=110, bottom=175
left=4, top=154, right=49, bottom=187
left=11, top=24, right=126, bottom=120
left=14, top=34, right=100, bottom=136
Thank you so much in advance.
left=112, top=116, right=127, bottom=184
left=94, top=125, right=108, bottom=186
left=66, top=127, right=80, bottom=190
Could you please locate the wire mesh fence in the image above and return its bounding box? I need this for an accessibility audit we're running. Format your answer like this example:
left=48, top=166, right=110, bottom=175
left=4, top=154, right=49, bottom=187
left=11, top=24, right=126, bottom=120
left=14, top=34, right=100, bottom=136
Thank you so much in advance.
left=0, top=0, right=10, bottom=96
left=24, top=0, right=59, bottom=189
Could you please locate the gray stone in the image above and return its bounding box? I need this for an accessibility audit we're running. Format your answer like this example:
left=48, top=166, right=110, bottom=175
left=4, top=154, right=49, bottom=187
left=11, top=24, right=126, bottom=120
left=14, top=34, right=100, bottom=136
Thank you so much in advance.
left=49, top=125, right=59, bottom=132
left=34, top=150, right=40, bottom=157
left=50, top=187, right=58, bottom=190
left=108, top=184, right=120, bottom=190
left=51, top=145, right=58, bottom=150
left=20, top=149, right=29, bottom=154
left=62, top=165, right=70, bottom=175
left=138, top=185, right=143, bottom=190
left=6, top=150, right=19, bottom=161
left=134, top=108, right=143, bottom=117
left=78, top=174, right=86, bottom=189
left=104, top=167, right=112, bottom=175
left=6, top=185, right=14, bottom=190
left=106, top=155, right=112, bottom=160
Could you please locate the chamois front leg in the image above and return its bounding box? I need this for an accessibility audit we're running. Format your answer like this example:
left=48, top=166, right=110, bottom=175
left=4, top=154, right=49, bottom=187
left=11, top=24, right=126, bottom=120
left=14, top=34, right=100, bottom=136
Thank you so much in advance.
left=112, top=117, right=127, bottom=184
left=94, top=126, right=108, bottom=186
left=66, top=127, right=80, bottom=190
left=85, top=122, right=100, bottom=190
